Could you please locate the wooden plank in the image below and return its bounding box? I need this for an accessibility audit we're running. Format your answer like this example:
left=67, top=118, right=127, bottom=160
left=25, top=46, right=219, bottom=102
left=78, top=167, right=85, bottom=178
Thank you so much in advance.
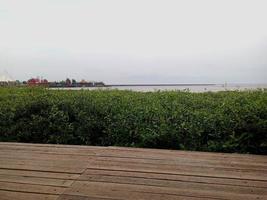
left=1, top=142, right=264, bottom=160
left=62, top=181, right=267, bottom=200
left=2, top=150, right=266, bottom=176
left=1, top=142, right=266, bottom=163
left=81, top=169, right=267, bottom=188
left=0, top=190, right=58, bottom=200
left=0, top=142, right=104, bottom=150
left=57, top=194, right=204, bottom=200
left=0, top=150, right=94, bottom=160
left=86, top=159, right=267, bottom=181
left=0, top=162, right=84, bottom=174
left=0, top=146, right=96, bottom=156
left=77, top=173, right=267, bottom=196
left=96, top=153, right=267, bottom=166
left=0, top=169, right=80, bottom=180
left=96, top=148, right=267, bottom=164
left=0, top=143, right=97, bottom=154
left=93, top=156, right=267, bottom=172
left=0, top=182, right=65, bottom=195
left=0, top=157, right=90, bottom=168
left=57, top=194, right=122, bottom=200
left=0, top=174, right=74, bottom=187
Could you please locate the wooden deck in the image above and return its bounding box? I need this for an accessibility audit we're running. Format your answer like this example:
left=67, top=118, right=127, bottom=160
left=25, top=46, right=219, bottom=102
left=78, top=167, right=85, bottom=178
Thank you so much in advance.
left=0, top=142, right=266, bottom=200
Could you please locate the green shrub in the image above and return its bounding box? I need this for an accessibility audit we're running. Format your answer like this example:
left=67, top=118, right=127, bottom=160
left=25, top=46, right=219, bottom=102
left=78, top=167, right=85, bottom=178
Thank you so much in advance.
left=0, top=87, right=266, bottom=154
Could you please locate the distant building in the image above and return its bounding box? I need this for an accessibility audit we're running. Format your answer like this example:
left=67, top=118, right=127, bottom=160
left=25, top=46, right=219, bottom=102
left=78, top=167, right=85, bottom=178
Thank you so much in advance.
left=27, top=78, right=48, bottom=86
left=80, top=79, right=88, bottom=87
left=27, top=78, right=40, bottom=85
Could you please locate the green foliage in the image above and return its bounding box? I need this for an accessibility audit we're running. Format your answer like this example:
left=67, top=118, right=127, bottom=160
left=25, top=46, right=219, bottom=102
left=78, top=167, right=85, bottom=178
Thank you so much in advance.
left=0, top=87, right=266, bottom=154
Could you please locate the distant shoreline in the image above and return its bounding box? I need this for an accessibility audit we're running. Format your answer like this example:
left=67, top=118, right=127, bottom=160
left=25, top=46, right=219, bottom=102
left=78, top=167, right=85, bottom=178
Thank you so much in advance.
left=105, top=83, right=218, bottom=87
left=48, top=83, right=219, bottom=88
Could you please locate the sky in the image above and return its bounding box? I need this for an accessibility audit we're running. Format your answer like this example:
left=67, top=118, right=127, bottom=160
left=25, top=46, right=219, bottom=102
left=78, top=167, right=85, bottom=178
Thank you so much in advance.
left=0, top=0, right=266, bottom=84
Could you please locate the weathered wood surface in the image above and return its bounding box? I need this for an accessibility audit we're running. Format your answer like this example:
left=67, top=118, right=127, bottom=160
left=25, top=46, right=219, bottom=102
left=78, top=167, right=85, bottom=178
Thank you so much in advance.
left=0, top=142, right=266, bottom=200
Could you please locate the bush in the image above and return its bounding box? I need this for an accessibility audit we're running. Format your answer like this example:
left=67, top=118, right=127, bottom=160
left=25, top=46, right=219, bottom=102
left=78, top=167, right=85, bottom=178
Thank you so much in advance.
left=0, top=87, right=266, bottom=154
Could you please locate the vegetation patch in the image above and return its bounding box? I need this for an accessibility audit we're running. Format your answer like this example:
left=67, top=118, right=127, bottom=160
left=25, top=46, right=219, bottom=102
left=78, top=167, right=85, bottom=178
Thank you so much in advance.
left=0, top=87, right=266, bottom=154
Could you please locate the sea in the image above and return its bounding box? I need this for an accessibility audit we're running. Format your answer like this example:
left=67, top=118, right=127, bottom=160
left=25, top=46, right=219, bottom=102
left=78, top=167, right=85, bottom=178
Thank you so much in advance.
left=51, top=83, right=267, bottom=92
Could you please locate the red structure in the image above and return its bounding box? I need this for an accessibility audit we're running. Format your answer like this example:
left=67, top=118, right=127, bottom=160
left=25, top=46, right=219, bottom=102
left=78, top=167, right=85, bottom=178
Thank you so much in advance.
left=27, top=78, right=48, bottom=86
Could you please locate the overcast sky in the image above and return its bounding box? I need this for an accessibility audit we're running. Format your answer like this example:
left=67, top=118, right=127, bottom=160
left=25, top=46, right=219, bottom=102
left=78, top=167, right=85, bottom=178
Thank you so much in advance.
left=0, top=0, right=266, bottom=84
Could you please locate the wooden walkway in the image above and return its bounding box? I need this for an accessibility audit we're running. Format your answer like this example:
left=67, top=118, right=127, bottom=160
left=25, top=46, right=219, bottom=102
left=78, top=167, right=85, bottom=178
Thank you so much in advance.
left=0, top=142, right=266, bottom=200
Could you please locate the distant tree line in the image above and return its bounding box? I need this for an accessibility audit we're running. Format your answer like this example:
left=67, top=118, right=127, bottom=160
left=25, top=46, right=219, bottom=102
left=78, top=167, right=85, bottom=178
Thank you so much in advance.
left=3, top=78, right=106, bottom=88
left=48, top=78, right=105, bottom=88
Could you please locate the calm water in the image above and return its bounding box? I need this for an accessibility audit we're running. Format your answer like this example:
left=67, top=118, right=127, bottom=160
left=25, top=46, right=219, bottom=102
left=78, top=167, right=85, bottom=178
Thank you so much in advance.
left=51, top=84, right=267, bottom=92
